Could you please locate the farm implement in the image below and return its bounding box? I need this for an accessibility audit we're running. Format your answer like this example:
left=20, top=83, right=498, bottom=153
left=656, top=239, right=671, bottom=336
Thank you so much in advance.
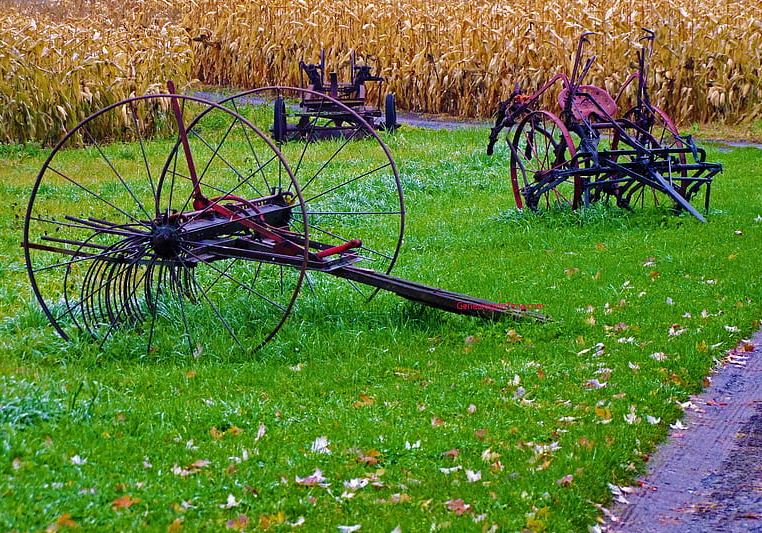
left=487, top=30, right=722, bottom=222
left=273, top=50, right=398, bottom=142
left=23, top=84, right=543, bottom=355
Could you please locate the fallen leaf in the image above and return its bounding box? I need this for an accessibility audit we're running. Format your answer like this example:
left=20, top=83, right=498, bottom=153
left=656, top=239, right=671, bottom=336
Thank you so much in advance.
left=595, top=405, right=612, bottom=421
left=441, top=448, right=459, bottom=459
left=439, top=465, right=462, bottom=474
left=255, top=423, right=267, bottom=441
left=112, top=495, right=140, bottom=510
left=585, top=379, right=607, bottom=389
left=481, top=448, right=500, bottom=462
left=310, top=436, right=331, bottom=455
left=337, top=526, right=361, bottom=533
left=506, top=329, right=523, bottom=343
left=226, top=515, right=249, bottom=531
left=167, top=518, right=183, bottom=532
left=296, top=468, right=329, bottom=487
left=353, top=394, right=375, bottom=408
left=431, top=416, right=445, bottom=427
left=389, top=493, right=410, bottom=504
left=564, top=267, right=579, bottom=277
left=289, top=516, right=306, bottom=527
left=344, top=478, right=369, bottom=490
left=258, top=511, right=285, bottom=530
left=219, top=494, right=240, bottom=509
left=46, top=513, right=78, bottom=532
left=557, top=474, right=574, bottom=486
left=445, top=498, right=472, bottom=515
left=465, top=470, right=482, bottom=483
left=172, top=459, right=211, bottom=477
left=357, top=449, right=381, bottom=465
left=70, top=455, right=87, bottom=466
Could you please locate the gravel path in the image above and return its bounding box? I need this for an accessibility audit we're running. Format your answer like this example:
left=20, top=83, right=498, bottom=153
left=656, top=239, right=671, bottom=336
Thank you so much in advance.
left=608, top=330, right=762, bottom=532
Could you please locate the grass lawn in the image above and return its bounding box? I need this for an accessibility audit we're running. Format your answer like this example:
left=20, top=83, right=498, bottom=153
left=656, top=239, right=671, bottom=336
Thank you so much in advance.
left=0, top=117, right=760, bottom=532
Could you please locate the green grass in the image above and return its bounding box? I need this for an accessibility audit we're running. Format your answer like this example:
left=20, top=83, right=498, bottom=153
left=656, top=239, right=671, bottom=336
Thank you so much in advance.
left=1, top=123, right=761, bottom=532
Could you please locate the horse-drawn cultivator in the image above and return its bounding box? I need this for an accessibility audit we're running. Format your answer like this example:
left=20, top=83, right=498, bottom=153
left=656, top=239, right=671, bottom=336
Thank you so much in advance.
left=23, top=83, right=541, bottom=355
left=274, top=50, right=398, bottom=142
left=487, top=30, right=722, bottom=222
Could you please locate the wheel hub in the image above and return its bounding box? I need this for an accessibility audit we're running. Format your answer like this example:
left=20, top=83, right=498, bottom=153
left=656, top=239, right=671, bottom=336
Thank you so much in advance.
left=151, top=224, right=181, bottom=259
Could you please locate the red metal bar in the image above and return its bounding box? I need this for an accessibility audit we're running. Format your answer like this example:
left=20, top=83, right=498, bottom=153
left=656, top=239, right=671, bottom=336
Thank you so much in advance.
left=315, top=238, right=362, bottom=259
left=167, top=81, right=208, bottom=210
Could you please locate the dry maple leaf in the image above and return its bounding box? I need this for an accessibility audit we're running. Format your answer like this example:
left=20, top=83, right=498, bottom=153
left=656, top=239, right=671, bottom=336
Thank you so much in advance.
left=226, top=515, right=249, bottom=531
left=310, top=436, right=331, bottom=455
left=112, top=494, right=140, bottom=510
left=357, top=449, right=381, bottom=465
left=295, top=468, right=329, bottom=487
left=445, top=498, right=472, bottom=515
left=258, top=511, right=285, bottom=530
left=219, top=494, right=240, bottom=509
left=167, top=518, right=184, bottom=532
left=441, top=448, right=459, bottom=459
left=352, top=393, right=375, bottom=408
left=431, top=416, right=445, bottom=427
left=506, top=329, right=523, bottom=343
left=45, top=513, right=77, bottom=532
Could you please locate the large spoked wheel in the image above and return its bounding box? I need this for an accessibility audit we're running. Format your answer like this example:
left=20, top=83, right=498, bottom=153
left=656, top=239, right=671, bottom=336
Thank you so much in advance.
left=211, top=86, right=405, bottom=301
left=509, top=110, right=581, bottom=211
left=24, top=94, right=308, bottom=356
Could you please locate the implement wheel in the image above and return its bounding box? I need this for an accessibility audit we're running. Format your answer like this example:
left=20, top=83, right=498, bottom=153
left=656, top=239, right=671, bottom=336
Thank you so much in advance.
left=509, top=110, right=582, bottom=211
left=210, top=86, right=405, bottom=301
left=24, top=94, right=309, bottom=356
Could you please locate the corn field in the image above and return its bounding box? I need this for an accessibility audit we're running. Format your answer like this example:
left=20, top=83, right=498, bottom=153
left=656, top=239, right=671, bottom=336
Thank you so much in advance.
left=2, top=0, right=761, bottom=144
left=0, top=1, right=192, bottom=145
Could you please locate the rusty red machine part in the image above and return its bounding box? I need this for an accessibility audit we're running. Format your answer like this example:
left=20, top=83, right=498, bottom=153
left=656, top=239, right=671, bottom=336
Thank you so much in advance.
left=487, top=30, right=721, bottom=222
left=23, top=85, right=544, bottom=355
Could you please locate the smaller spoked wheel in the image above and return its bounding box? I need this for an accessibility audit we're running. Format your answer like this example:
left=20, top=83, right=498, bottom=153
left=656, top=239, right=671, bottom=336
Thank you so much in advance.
left=611, top=107, right=698, bottom=212
left=509, top=110, right=581, bottom=211
left=211, top=86, right=405, bottom=301
left=24, top=94, right=309, bottom=356
left=384, top=93, right=397, bottom=132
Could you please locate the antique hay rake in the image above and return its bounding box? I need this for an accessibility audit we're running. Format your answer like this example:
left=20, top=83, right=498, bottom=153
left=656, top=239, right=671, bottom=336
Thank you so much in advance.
left=23, top=84, right=544, bottom=355
left=487, top=30, right=722, bottom=222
